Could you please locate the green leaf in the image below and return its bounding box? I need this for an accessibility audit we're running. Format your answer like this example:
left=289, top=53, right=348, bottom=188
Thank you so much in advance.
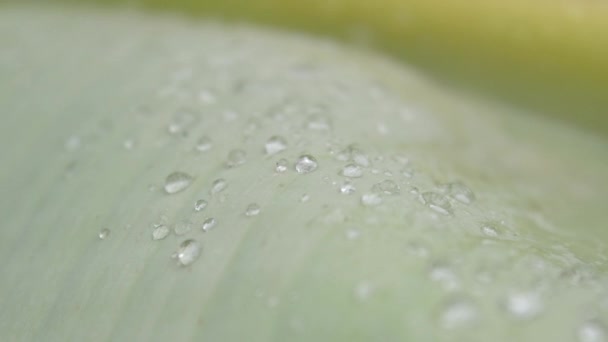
left=1, top=5, right=607, bottom=341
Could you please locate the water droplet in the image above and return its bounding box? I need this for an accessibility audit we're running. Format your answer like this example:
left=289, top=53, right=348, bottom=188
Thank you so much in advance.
left=446, top=181, right=475, bottom=204
left=123, top=139, right=135, bottom=150
left=405, top=241, right=429, bottom=258
left=306, top=114, right=331, bottom=131
left=164, top=172, right=194, bottom=194
left=167, top=109, right=198, bottom=136
left=210, top=178, right=228, bottom=195
left=346, top=229, right=360, bottom=240
left=265, top=135, right=288, bottom=155
left=578, top=320, right=607, bottom=342
left=65, top=135, right=81, bottom=151
left=353, top=282, right=373, bottom=301
left=198, top=89, right=216, bottom=104
left=194, top=199, right=208, bottom=212
left=422, top=192, right=452, bottom=215
left=195, top=136, right=213, bottom=152
left=245, top=203, right=261, bottom=217
left=275, top=158, right=288, bottom=173
left=372, top=180, right=401, bottom=195
left=503, top=291, right=543, bottom=320
left=98, top=228, right=110, bottom=240
left=173, top=220, right=192, bottom=236
left=340, top=164, right=363, bottom=178
left=300, top=194, right=310, bottom=203
left=152, top=225, right=170, bottom=240
left=352, top=150, right=370, bottom=167
left=439, top=297, right=479, bottom=329
left=295, top=155, right=318, bottom=174
left=202, top=218, right=217, bottom=232
left=340, top=181, right=356, bottom=195
left=361, top=193, right=382, bottom=207
left=377, top=122, right=389, bottom=135
left=173, top=239, right=201, bottom=266
left=481, top=225, right=498, bottom=237
left=429, top=262, right=459, bottom=291
left=226, top=149, right=247, bottom=168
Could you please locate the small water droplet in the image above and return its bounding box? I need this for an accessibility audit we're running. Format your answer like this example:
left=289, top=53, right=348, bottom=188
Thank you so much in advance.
left=503, top=291, right=543, bottom=320
left=202, top=218, right=217, bottom=232
left=173, top=220, right=192, bottom=236
left=361, top=193, right=382, bottom=207
left=340, top=181, right=356, bottom=195
left=195, top=136, right=213, bottom=152
left=167, top=109, right=198, bottom=136
left=265, top=135, right=288, bottom=155
left=172, top=239, right=201, bottom=266
left=123, top=139, right=135, bottom=150
left=439, top=297, right=478, bottom=329
left=341, top=164, right=363, bottom=178
left=152, top=225, right=170, bottom=240
left=446, top=181, right=475, bottom=204
left=275, top=158, right=289, bottom=173
left=481, top=225, right=499, bottom=237
left=226, top=149, right=247, bottom=168
left=194, top=199, right=208, bottom=212
left=295, top=155, right=318, bottom=174
left=372, top=180, right=400, bottom=195
left=245, top=203, right=261, bottom=217
left=353, top=282, right=373, bottom=301
left=405, top=241, right=429, bottom=258
left=300, top=194, right=310, bottom=203
left=98, top=228, right=110, bottom=240
left=306, top=114, right=331, bottom=131
left=164, top=172, right=194, bottom=194
left=346, top=229, right=360, bottom=240
left=377, top=122, right=389, bottom=135
left=578, top=319, right=607, bottom=342
left=352, top=150, right=370, bottom=167
left=198, top=89, right=216, bottom=104
left=65, top=135, right=81, bottom=151
left=422, top=192, right=452, bottom=215
left=429, top=262, right=459, bottom=291
left=210, top=178, right=228, bottom=195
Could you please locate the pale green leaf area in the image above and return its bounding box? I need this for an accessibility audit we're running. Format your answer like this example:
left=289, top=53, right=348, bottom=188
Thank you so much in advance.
left=1, top=5, right=608, bottom=342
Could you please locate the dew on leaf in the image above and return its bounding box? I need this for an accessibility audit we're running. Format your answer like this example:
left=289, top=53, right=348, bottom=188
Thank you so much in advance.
left=275, top=158, right=288, bottom=173
left=194, top=199, right=208, bottom=212
left=340, top=181, right=356, bottom=195
left=265, top=135, right=288, bottom=155
left=123, top=139, right=135, bottom=150
left=195, top=136, right=213, bottom=152
left=306, top=114, right=331, bottom=131
left=300, top=194, right=310, bottom=203
left=438, top=297, right=479, bottom=329
left=226, top=149, right=247, bottom=168
left=245, top=203, right=261, bottom=217
left=481, top=225, right=499, bottom=237
left=429, top=262, right=459, bottom=291
left=372, top=180, right=400, bottom=195
left=361, top=193, right=382, bottom=207
left=172, top=239, right=201, bottom=266
left=353, top=282, right=373, bottom=302
left=152, top=225, right=170, bottom=240
left=578, top=319, right=607, bottom=342
left=295, top=155, right=318, bottom=174
left=202, top=218, right=217, bottom=232
left=210, top=178, right=228, bottom=194
left=98, top=228, right=110, bottom=240
left=503, top=291, right=543, bottom=320
left=164, top=172, right=194, bottom=194
left=341, top=164, right=363, bottom=178
left=422, top=192, right=452, bottom=215
left=346, top=229, right=361, bottom=240
left=446, top=181, right=475, bottom=204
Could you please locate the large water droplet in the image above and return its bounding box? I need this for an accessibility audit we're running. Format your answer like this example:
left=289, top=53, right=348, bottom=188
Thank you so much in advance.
left=295, top=155, right=318, bottom=174
left=372, top=180, right=400, bottom=195
left=226, top=149, right=247, bottom=168
left=194, top=199, right=208, bottom=212
left=340, top=181, right=356, bottom=195
left=152, top=225, right=170, bottom=240
left=245, top=203, right=261, bottom=217
left=265, top=135, right=288, bottom=155
left=173, top=220, right=192, bottom=236
left=422, top=192, right=452, bottom=215
left=210, top=178, right=228, bottom=195
left=195, top=136, right=213, bottom=152
left=173, top=239, right=201, bottom=266
left=202, top=218, right=217, bottom=232
left=98, top=228, right=110, bottom=240
left=503, top=291, right=543, bottom=320
left=341, top=164, right=363, bottom=178
left=361, top=193, right=382, bottom=207
left=578, top=320, right=607, bottom=342
left=164, top=172, right=194, bottom=194
left=439, top=297, right=479, bottom=329
left=446, top=181, right=475, bottom=204
left=275, top=158, right=288, bottom=173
